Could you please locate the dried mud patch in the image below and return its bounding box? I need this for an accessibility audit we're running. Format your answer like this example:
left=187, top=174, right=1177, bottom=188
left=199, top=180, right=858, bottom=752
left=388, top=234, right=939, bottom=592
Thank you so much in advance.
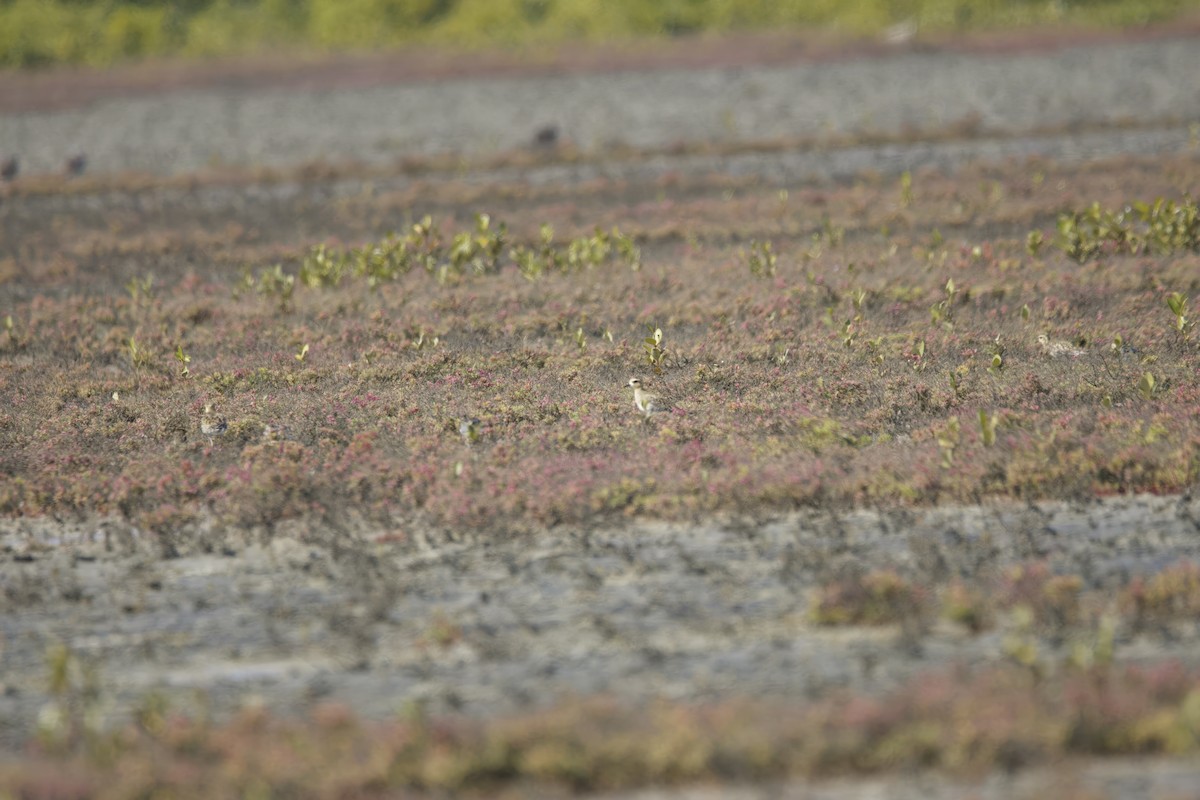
left=4, top=494, right=1200, bottom=741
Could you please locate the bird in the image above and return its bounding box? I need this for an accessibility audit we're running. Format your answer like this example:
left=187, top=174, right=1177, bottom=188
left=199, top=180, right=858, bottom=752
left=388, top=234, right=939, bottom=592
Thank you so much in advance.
left=261, top=422, right=289, bottom=443
left=532, top=125, right=559, bottom=148
left=200, top=403, right=228, bottom=445
left=1037, top=333, right=1086, bottom=359
left=64, top=154, right=87, bottom=178
left=459, top=417, right=482, bottom=445
left=0, top=157, right=16, bottom=182
left=627, top=377, right=672, bottom=418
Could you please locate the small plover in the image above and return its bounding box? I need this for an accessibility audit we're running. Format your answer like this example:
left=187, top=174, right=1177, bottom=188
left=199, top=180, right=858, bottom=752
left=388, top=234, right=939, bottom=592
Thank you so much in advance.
left=64, top=154, right=87, bottom=178
left=627, top=377, right=671, bottom=418
left=533, top=125, right=559, bottom=148
left=200, top=403, right=228, bottom=445
left=261, top=422, right=289, bottom=443
left=0, top=156, right=16, bottom=182
left=1037, top=334, right=1086, bottom=359
left=459, top=417, right=482, bottom=445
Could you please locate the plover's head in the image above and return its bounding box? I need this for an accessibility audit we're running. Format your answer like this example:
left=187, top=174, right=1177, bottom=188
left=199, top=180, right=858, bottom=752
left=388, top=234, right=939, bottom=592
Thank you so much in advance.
left=203, top=402, right=215, bottom=414
left=1036, top=334, right=1050, bottom=346
left=627, top=378, right=643, bottom=389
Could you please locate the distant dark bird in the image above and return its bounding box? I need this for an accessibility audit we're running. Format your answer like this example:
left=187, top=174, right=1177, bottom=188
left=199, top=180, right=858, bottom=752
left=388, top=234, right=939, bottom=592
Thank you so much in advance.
left=0, top=157, right=16, bottom=182
left=64, top=153, right=87, bottom=177
left=533, top=125, right=559, bottom=148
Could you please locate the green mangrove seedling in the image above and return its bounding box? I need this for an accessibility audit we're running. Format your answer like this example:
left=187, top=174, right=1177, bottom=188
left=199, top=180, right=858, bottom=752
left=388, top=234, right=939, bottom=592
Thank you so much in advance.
left=644, top=325, right=667, bottom=374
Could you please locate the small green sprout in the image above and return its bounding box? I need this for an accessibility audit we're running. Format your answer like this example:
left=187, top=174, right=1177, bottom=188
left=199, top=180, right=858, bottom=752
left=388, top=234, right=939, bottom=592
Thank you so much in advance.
left=410, top=329, right=438, bottom=350
left=820, top=216, right=844, bottom=248
left=174, top=344, right=191, bottom=377
left=948, top=368, right=966, bottom=399
left=643, top=325, right=667, bottom=374
left=612, top=226, right=642, bottom=271
left=126, top=273, right=154, bottom=306
left=232, top=266, right=256, bottom=298
left=851, top=287, right=867, bottom=315
left=299, top=244, right=348, bottom=289
left=1166, top=292, right=1191, bottom=335
left=937, top=416, right=961, bottom=468
left=978, top=409, right=998, bottom=447
left=1025, top=230, right=1044, bottom=257
left=295, top=343, right=309, bottom=363
left=746, top=239, right=777, bottom=279
left=1138, top=371, right=1156, bottom=401
left=911, top=338, right=926, bottom=372
left=127, top=337, right=150, bottom=372
left=449, top=212, right=506, bottom=276
left=257, top=264, right=295, bottom=313
left=930, top=278, right=957, bottom=329
left=1003, top=606, right=1041, bottom=671
left=899, top=170, right=913, bottom=208
left=1020, top=303, right=1031, bottom=322
left=987, top=336, right=1004, bottom=376
left=1068, top=615, right=1116, bottom=671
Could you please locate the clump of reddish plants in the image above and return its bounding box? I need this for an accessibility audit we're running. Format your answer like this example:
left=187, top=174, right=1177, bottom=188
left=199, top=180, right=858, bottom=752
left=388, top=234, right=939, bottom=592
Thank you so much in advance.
left=6, top=660, right=1200, bottom=797
left=2, top=148, right=1200, bottom=544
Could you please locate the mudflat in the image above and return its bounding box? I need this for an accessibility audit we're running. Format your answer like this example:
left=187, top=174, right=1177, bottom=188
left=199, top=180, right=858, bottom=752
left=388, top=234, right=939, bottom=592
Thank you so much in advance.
left=2, top=27, right=1200, bottom=798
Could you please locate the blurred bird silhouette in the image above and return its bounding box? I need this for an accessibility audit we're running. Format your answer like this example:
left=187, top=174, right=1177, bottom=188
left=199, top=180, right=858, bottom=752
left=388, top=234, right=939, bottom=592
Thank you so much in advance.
left=0, top=157, right=17, bottom=182
left=533, top=125, right=559, bottom=148
left=64, top=153, right=87, bottom=177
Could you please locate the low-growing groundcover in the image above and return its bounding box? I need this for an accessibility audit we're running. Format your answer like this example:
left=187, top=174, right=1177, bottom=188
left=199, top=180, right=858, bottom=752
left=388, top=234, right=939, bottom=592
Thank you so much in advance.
left=6, top=660, right=1200, bottom=797
left=2, top=153, right=1198, bottom=544
left=3, top=134, right=1200, bottom=794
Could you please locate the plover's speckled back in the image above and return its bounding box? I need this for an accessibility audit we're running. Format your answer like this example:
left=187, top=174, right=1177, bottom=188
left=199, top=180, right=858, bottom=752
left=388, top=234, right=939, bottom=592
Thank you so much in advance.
left=261, top=422, right=290, bottom=443
left=200, top=403, right=228, bottom=445
left=627, top=377, right=672, bottom=418
left=1037, top=333, right=1086, bottom=359
left=459, top=417, right=482, bottom=445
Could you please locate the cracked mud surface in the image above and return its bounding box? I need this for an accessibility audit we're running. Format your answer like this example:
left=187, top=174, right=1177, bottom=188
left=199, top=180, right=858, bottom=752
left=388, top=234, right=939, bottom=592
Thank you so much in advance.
left=4, top=494, right=1200, bottom=751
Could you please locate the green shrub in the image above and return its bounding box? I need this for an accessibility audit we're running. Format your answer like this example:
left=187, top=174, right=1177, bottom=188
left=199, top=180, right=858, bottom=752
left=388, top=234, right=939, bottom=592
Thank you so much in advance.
left=1053, top=197, right=1200, bottom=263
left=1, top=0, right=1195, bottom=68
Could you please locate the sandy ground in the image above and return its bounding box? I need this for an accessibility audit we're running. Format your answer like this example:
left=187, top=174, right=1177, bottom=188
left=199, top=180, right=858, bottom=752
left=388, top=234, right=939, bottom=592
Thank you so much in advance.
left=3, top=27, right=1200, bottom=797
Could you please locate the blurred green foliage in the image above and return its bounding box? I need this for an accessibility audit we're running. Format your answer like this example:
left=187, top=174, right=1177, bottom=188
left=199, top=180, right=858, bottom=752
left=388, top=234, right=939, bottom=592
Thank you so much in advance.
left=0, top=0, right=1193, bottom=68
